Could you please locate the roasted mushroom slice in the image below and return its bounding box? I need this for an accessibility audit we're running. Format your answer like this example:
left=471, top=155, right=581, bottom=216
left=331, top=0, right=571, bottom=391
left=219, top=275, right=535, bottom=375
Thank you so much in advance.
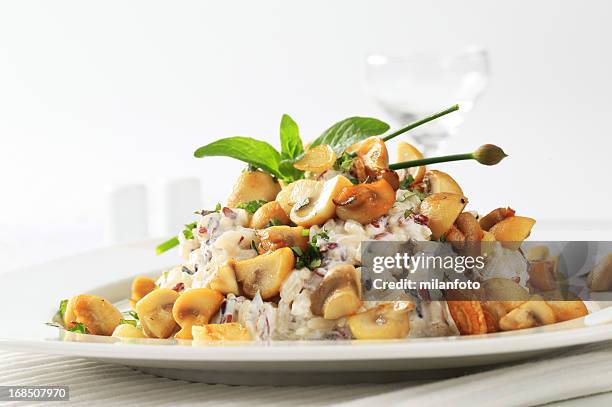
left=489, top=216, right=536, bottom=251
left=290, top=175, right=353, bottom=227
left=256, top=225, right=309, bottom=254
left=396, top=141, right=426, bottom=186
left=419, top=193, right=468, bottom=240
left=447, top=300, right=488, bottom=335
left=250, top=201, right=290, bottom=229
left=192, top=323, right=252, bottom=342
left=423, top=170, right=463, bottom=195
left=112, top=324, right=146, bottom=339
left=135, top=288, right=180, bottom=339
left=130, top=276, right=157, bottom=309
left=234, top=247, right=295, bottom=299
left=172, top=288, right=224, bottom=340
left=293, top=144, right=336, bottom=174
left=334, top=178, right=395, bottom=225
left=310, top=264, right=362, bottom=320
left=498, top=295, right=556, bottom=331
left=64, top=294, right=123, bottom=336
left=208, top=260, right=240, bottom=295
left=479, top=207, right=515, bottom=231
left=226, top=170, right=281, bottom=208
left=275, top=179, right=322, bottom=216
left=348, top=302, right=413, bottom=340
left=587, top=253, right=612, bottom=291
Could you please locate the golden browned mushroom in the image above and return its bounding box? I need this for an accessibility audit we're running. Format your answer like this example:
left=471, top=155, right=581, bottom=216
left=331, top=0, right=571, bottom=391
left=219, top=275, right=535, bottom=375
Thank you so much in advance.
left=489, top=216, right=536, bottom=251
left=310, top=264, right=362, bottom=320
left=447, top=300, right=488, bottom=335
left=348, top=137, right=399, bottom=189
left=528, top=260, right=557, bottom=291
left=112, top=324, right=147, bottom=339
left=64, top=294, right=123, bottom=336
left=208, top=260, right=240, bottom=295
left=135, top=288, right=180, bottom=339
left=290, top=175, right=353, bottom=227
left=192, top=323, right=252, bottom=342
left=275, top=179, right=322, bottom=216
left=498, top=295, right=556, bottom=331
left=334, top=179, right=396, bottom=225
left=256, top=226, right=309, bottom=254
left=130, top=276, right=157, bottom=309
left=396, top=141, right=426, bottom=187
left=172, top=288, right=225, bottom=340
left=250, top=201, right=291, bottom=229
left=479, top=207, right=515, bottom=231
left=234, top=247, right=295, bottom=299
left=419, top=193, right=468, bottom=240
left=348, top=302, right=413, bottom=339
left=423, top=170, right=463, bottom=195
left=226, top=170, right=281, bottom=208
left=587, top=253, right=612, bottom=291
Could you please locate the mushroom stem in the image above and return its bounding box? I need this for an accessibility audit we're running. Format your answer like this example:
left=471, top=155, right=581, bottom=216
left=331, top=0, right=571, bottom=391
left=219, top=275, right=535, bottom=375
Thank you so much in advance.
left=382, top=104, right=459, bottom=142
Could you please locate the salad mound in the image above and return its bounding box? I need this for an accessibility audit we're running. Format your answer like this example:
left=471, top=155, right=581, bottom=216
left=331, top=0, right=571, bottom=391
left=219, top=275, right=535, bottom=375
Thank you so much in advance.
left=55, top=106, right=588, bottom=342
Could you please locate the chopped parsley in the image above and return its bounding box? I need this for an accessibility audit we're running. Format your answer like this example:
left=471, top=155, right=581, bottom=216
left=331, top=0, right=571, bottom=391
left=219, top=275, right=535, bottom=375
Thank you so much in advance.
left=292, top=230, right=329, bottom=270
left=237, top=200, right=267, bottom=214
left=403, top=208, right=414, bottom=218
left=301, top=228, right=310, bottom=237
left=68, top=323, right=88, bottom=334
left=251, top=240, right=258, bottom=252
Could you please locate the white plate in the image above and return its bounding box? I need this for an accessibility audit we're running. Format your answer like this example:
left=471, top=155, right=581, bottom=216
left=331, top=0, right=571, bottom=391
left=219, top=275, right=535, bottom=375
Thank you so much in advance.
left=2, top=240, right=612, bottom=385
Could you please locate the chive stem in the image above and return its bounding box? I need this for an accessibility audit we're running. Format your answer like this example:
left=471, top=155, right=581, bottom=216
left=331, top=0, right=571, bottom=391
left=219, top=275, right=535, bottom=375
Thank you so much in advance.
left=382, top=104, right=460, bottom=142
left=389, top=152, right=474, bottom=170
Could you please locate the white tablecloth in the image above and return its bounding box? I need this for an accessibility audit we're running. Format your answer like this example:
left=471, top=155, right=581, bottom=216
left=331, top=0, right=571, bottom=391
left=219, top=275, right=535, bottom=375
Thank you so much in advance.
left=2, top=341, right=612, bottom=406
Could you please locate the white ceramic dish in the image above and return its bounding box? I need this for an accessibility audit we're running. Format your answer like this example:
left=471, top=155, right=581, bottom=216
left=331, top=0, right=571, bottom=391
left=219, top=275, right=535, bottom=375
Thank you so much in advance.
left=2, top=239, right=612, bottom=385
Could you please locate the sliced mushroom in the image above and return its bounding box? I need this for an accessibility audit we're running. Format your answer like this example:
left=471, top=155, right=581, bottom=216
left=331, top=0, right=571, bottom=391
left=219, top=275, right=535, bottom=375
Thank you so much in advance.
left=275, top=179, right=322, bottom=216
left=526, top=245, right=550, bottom=262
left=540, top=291, right=588, bottom=322
left=293, top=144, right=336, bottom=174
left=489, top=216, right=536, bottom=251
left=447, top=300, right=488, bottom=335
left=498, top=295, right=556, bottom=331
left=64, top=294, right=123, bottom=336
left=587, top=253, right=612, bottom=291
left=454, top=212, right=483, bottom=258
left=172, top=288, right=225, bottom=340
left=256, top=225, right=309, bottom=254
left=424, top=170, right=463, bottom=195
left=112, top=324, right=146, bottom=339
left=479, top=207, right=515, bottom=231
left=250, top=201, right=290, bottom=229
left=482, top=278, right=530, bottom=313
left=348, top=302, right=413, bottom=340
left=310, top=264, right=361, bottom=320
left=208, top=260, right=240, bottom=295
left=234, top=247, right=295, bottom=299
left=396, top=141, right=426, bottom=186
left=528, top=260, right=557, bottom=291
left=290, top=175, right=353, bottom=227
left=135, top=288, right=180, bottom=339
left=226, top=170, right=281, bottom=208
left=192, top=323, right=252, bottom=342
left=334, top=178, right=395, bottom=225
left=130, top=276, right=157, bottom=309
left=419, top=193, right=468, bottom=240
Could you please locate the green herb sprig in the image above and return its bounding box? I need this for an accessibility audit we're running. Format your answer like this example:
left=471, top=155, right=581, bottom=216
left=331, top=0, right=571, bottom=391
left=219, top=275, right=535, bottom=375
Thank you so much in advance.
left=68, top=323, right=88, bottom=334
left=237, top=200, right=267, bottom=214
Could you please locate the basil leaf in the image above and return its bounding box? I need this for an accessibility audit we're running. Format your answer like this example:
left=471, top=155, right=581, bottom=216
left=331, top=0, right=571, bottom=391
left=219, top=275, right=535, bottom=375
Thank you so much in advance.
left=68, top=323, right=88, bottom=334
left=311, top=117, right=390, bottom=154
left=59, top=299, right=68, bottom=318
left=280, top=114, right=304, bottom=159
left=194, top=137, right=283, bottom=178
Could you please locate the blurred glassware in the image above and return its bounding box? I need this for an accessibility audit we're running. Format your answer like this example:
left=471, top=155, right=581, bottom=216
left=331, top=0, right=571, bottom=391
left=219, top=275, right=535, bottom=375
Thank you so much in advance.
left=364, top=47, right=490, bottom=155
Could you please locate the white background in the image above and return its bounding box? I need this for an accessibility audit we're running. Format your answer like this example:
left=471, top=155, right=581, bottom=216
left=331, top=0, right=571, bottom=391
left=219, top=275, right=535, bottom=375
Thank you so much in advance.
left=1, top=0, right=611, bottom=269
